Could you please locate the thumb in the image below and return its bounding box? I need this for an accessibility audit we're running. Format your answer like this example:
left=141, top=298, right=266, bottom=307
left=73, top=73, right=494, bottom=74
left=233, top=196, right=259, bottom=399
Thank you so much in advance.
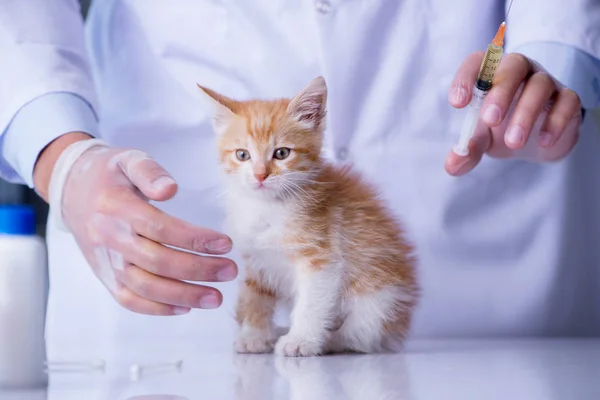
left=445, top=125, right=491, bottom=176
left=115, top=150, right=178, bottom=201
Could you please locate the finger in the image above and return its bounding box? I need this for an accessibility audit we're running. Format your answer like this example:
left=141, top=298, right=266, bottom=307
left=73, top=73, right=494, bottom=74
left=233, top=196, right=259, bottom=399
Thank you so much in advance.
left=94, top=219, right=237, bottom=282
left=124, top=200, right=233, bottom=254
left=117, top=263, right=223, bottom=309
left=445, top=124, right=491, bottom=176
left=544, top=116, right=580, bottom=161
left=105, top=189, right=232, bottom=255
left=481, top=53, right=533, bottom=127
left=122, top=233, right=237, bottom=282
left=89, top=198, right=233, bottom=257
left=115, top=150, right=178, bottom=201
left=539, top=88, right=582, bottom=148
left=504, top=71, right=557, bottom=149
left=448, top=51, right=485, bottom=108
left=114, top=286, right=190, bottom=316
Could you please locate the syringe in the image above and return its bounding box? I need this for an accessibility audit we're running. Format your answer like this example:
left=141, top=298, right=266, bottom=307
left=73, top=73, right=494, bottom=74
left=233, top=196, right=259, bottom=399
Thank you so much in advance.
left=453, top=21, right=506, bottom=156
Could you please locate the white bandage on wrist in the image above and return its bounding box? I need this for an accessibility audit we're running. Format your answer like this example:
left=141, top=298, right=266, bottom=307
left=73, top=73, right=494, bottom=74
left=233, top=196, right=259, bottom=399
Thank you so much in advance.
left=48, top=138, right=108, bottom=232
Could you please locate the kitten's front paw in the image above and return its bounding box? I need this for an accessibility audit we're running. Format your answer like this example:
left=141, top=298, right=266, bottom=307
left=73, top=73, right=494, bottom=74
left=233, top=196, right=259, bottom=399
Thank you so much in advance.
left=275, top=334, right=324, bottom=357
left=235, top=331, right=277, bottom=354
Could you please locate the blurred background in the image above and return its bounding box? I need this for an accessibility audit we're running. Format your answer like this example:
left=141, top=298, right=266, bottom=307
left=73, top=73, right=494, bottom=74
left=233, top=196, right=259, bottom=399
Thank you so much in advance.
left=0, top=0, right=91, bottom=237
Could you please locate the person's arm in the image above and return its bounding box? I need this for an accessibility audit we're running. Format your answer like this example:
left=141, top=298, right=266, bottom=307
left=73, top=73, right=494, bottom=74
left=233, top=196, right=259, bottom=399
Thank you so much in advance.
left=1, top=95, right=96, bottom=201
left=0, top=1, right=240, bottom=315
left=0, top=0, right=98, bottom=198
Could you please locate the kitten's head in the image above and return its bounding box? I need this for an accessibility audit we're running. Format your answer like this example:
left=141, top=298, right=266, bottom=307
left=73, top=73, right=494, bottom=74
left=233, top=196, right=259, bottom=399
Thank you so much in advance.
left=198, top=77, right=327, bottom=199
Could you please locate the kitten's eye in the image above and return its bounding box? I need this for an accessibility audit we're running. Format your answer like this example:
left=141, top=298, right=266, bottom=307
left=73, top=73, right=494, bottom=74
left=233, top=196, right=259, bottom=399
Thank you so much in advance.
left=235, top=149, right=251, bottom=161
left=273, top=147, right=291, bottom=160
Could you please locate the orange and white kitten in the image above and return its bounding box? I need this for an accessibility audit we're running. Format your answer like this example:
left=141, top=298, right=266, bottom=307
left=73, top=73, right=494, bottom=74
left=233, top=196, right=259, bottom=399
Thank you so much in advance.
left=198, top=77, right=419, bottom=357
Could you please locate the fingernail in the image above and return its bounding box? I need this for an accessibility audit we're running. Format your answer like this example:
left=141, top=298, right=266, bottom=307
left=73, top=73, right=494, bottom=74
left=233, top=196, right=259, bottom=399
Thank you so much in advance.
left=207, top=238, right=232, bottom=253
left=505, top=125, right=525, bottom=145
left=452, top=86, right=468, bottom=105
left=539, top=132, right=553, bottom=147
left=482, top=104, right=501, bottom=125
left=152, top=176, right=176, bottom=191
left=217, top=264, right=237, bottom=281
left=449, top=156, right=471, bottom=174
left=199, top=293, right=220, bottom=309
left=173, top=307, right=190, bottom=315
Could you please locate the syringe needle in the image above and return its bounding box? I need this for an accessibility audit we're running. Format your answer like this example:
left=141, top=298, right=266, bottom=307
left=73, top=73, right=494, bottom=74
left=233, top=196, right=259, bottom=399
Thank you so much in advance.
left=505, top=0, right=515, bottom=20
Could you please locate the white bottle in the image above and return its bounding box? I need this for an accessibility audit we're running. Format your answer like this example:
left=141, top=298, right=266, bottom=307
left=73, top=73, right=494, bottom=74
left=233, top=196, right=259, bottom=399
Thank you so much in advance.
left=0, top=205, right=48, bottom=389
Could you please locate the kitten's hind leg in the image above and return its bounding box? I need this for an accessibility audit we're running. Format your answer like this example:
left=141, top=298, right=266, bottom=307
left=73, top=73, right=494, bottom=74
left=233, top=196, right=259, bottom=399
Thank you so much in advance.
left=325, top=286, right=416, bottom=354
left=235, top=274, right=280, bottom=354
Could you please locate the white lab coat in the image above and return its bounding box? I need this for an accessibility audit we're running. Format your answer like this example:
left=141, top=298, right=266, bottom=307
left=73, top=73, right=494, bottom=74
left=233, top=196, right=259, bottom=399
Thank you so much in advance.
left=3, top=0, right=600, bottom=359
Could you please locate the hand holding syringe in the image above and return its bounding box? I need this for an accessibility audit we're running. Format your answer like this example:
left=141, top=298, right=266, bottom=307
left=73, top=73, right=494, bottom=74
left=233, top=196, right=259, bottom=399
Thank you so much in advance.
left=444, top=14, right=583, bottom=176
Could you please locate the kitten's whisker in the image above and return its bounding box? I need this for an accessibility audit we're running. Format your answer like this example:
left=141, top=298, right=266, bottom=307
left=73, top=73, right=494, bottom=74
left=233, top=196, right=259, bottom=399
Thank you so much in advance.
left=286, top=181, right=313, bottom=200
left=280, top=181, right=298, bottom=200
left=279, top=172, right=336, bottom=186
left=280, top=181, right=307, bottom=206
left=292, top=179, right=336, bottom=186
left=285, top=180, right=323, bottom=205
left=282, top=187, right=294, bottom=202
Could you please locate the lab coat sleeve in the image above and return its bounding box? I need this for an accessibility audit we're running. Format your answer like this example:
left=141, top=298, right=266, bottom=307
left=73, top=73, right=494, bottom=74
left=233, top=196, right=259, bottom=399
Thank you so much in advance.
left=0, top=0, right=99, bottom=188
left=0, top=94, right=98, bottom=187
left=505, top=0, right=600, bottom=59
left=506, top=0, right=600, bottom=110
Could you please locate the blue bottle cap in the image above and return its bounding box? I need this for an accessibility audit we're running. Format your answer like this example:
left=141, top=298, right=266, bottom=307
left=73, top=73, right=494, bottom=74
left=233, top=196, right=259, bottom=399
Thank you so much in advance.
left=0, top=205, right=37, bottom=235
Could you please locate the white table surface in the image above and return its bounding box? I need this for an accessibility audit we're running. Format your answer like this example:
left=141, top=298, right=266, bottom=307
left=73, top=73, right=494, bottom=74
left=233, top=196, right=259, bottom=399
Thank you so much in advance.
left=2, top=338, right=599, bottom=400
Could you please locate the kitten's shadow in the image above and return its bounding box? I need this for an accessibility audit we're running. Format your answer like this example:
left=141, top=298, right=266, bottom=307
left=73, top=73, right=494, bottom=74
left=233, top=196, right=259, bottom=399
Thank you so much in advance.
left=234, top=352, right=413, bottom=400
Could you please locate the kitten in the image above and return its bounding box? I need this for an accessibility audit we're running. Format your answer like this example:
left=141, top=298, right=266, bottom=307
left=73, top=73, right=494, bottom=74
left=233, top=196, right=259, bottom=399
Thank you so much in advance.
left=198, top=77, right=419, bottom=357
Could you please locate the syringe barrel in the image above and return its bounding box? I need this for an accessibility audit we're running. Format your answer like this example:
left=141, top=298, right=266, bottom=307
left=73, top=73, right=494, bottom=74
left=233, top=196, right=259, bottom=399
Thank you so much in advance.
left=454, top=27, right=505, bottom=157
left=476, top=43, right=503, bottom=91
left=454, top=86, right=488, bottom=155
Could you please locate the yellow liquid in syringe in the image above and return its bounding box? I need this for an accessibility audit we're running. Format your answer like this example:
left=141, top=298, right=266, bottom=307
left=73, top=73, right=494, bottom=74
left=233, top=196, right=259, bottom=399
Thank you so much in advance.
left=453, top=21, right=506, bottom=156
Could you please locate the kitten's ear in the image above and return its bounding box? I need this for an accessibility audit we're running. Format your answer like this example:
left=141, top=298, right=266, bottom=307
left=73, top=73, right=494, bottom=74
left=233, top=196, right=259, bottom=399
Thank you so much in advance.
left=287, top=76, right=327, bottom=131
left=197, top=83, right=236, bottom=135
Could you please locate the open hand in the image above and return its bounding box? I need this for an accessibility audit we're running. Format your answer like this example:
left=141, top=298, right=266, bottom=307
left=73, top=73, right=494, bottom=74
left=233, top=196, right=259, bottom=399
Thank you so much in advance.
left=48, top=139, right=237, bottom=315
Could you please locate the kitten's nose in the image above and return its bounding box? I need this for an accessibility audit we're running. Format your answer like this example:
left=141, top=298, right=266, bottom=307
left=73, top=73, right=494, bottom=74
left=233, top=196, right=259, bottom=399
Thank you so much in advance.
left=254, top=173, right=269, bottom=182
